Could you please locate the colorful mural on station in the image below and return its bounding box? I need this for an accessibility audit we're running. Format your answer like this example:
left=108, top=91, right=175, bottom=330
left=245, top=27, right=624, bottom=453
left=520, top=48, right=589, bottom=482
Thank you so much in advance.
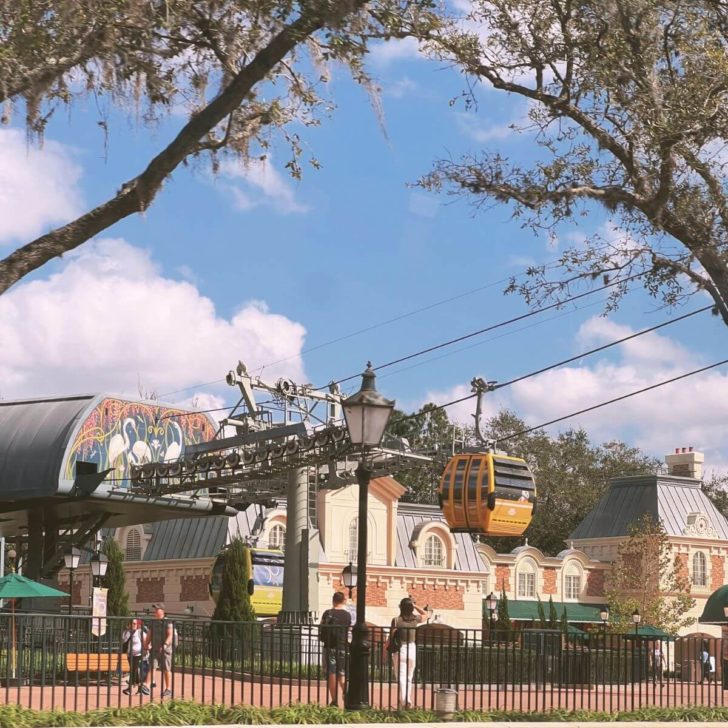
left=63, top=397, right=217, bottom=486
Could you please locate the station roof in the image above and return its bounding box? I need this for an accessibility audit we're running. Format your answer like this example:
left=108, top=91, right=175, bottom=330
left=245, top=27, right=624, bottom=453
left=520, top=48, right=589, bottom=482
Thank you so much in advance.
left=0, top=394, right=235, bottom=538
left=0, top=395, right=96, bottom=499
left=570, top=474, right=728, bottom=541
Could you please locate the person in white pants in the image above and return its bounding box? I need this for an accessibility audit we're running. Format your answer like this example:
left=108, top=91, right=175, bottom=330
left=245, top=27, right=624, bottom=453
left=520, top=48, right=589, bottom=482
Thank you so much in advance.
left=393, top=597, right=427, bottom=708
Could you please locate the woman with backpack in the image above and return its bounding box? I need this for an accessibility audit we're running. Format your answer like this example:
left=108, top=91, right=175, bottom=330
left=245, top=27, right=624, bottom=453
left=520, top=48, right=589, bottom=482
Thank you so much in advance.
left=387, top=597, right=427, bottom=709
left=121, top=618, right=148, bottom=695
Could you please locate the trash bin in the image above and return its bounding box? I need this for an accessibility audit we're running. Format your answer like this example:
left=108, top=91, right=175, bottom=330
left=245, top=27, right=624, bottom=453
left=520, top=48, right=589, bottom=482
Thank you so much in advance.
left=434, top=687, right=457, bottom=721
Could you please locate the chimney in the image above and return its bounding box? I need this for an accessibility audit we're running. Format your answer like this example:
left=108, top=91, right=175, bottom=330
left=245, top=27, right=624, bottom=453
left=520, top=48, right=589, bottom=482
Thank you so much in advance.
left=665, top=447, right=704, bottom=480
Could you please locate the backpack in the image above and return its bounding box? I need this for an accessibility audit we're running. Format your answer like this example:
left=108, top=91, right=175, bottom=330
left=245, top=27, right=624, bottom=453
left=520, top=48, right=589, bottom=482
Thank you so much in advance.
left=386, top=619, right=402, bottom=655
left=319, top=611, right=338, bottom=649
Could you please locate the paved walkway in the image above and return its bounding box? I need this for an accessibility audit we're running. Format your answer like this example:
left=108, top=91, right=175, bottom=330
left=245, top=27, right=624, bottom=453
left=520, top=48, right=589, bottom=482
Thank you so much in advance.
left=1, top=674, right=725, bottom=713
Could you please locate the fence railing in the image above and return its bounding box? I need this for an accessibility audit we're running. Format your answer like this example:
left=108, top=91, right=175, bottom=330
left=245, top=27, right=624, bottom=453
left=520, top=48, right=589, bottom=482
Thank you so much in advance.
left=0, top=614, right=722, bottom=713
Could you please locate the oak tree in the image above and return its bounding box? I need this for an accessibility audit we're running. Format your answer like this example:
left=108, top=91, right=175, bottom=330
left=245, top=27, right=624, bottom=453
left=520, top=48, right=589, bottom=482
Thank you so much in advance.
left=0, top=0, right=439, bottom=294
left=605, top=513, right=694, bottom=634
left=423, top=1, right=728, bottom=325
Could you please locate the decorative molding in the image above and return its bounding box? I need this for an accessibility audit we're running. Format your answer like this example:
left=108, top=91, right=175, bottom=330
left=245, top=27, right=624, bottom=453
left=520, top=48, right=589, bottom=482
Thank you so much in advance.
left=683, top=512, right=718, bottom=539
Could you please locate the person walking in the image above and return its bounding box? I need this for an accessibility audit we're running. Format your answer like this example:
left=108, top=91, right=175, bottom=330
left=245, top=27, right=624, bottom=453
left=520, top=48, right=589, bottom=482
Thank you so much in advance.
left=141, top=603, right=176, bottom=697
left=391, top=597, right=427, bottom=709
left=318, top=591, right=352, bottom=706
left=700, top=641, right=714, bottom=684
left=121, top=618, right=148, bottom=695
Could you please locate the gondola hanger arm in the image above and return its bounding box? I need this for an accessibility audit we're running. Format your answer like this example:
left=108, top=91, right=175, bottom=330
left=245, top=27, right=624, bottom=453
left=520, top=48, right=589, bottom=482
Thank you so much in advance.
left=470, top=377, right=497, bottom=451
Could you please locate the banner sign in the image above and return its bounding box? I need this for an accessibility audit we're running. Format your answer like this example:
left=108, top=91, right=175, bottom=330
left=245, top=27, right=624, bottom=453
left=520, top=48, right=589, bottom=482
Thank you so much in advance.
left=91, top=587, right=108, bottom=637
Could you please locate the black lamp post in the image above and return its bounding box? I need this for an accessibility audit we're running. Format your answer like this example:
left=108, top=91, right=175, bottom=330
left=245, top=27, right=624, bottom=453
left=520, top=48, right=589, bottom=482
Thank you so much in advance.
left=485, top=592, right=498, bottom=637
left=342, top=562, right=357, bottom=600
left=600, top=606, right=609, bottom=634
left=632, top=607, right=641, bottom=637
left=342, top=363, right=395, bottom=711
left=63, top=547, right=80, bottom=614
left=89, top=551, right=108, bottom=602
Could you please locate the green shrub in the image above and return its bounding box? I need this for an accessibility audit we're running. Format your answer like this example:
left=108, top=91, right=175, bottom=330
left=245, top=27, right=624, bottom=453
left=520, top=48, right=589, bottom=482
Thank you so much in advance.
left=4, top=701, right=728, bottom=726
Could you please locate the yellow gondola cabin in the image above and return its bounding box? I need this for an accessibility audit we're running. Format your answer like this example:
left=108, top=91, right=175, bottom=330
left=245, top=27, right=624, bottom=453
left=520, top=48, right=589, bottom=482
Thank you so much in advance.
left=438, top=453, right=536, bottom=536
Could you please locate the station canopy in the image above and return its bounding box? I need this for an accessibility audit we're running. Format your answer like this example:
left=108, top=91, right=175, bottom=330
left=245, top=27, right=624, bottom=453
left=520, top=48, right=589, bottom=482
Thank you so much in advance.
left=0, top=394, right=235, bottom=539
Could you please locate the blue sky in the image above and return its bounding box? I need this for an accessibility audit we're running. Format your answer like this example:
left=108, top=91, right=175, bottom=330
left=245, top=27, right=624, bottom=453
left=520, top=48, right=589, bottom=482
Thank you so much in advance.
left=1, top=38, right=727, bottom=472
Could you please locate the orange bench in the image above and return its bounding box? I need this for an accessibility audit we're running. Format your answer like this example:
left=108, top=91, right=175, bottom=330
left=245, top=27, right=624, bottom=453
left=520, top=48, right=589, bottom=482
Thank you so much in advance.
left=66, top=653, right=130, bottom=673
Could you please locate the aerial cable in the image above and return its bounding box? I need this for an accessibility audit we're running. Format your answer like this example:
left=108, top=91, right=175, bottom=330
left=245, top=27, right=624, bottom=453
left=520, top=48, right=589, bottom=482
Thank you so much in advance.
left=378, top=293, right=613, bottom=382
left=156, top=273, right=517, bottom=399
left=498, top=357, right=728, bottom=443
left=326, top=272, right=646, bottom=389
left=389, top=304, right=712, bottom=425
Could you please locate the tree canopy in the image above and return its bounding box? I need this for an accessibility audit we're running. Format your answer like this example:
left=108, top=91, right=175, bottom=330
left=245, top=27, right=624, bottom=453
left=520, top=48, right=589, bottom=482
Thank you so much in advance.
left=102, top=537, right=130, bottom=618
left=0, top=0, right=440, bottom=294
left=422, top=0, right=728, bottom=326
left=212, top=537, right=256, bottom=622
left=605, top=513, right=694, bottom=634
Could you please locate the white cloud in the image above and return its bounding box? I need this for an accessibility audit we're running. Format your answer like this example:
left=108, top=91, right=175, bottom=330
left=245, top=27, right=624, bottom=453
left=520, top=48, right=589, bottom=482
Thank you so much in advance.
left=420, top=317, right=728, bottom=470
left=0, top=238, right=307, bottom=401
left=0, top=129, right=83, bottom=244
left=455, top=112, right=518, bottom=143
left=219, top=156, right=309, bottom=214
left=367, top=37, right=423, bottom=67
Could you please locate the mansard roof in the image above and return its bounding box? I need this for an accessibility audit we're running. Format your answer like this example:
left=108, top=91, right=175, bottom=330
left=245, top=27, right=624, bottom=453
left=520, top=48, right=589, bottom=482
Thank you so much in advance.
left=570, top=474, right=728, bottom=541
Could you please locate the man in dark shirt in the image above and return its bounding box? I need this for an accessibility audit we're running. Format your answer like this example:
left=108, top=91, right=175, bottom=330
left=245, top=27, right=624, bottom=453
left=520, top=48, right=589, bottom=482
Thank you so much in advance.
left=319, top=591, right=352, bottom=706
left=141, top=603, right=175, bottom=697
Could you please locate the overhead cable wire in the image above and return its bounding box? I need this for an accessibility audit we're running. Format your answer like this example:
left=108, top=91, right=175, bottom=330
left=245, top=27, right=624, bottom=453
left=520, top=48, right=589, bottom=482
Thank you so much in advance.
left=498, top=357, right=728, bottom=443
left=389, top=304, right=713, bottom=425
left=156, top=274, right=516, bottom=399
left=326, top=272, right=646, bottom=389
left=378, top=293, right=613, bottom=382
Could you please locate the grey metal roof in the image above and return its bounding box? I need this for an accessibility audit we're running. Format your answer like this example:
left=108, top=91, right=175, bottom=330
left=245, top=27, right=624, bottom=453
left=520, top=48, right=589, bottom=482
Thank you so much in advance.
left=395, top=502, right=487, bottom=572
left=0, top=395, right=96, bottom=498
left=570, top=474, right=728, bottom=540
left=143, top=504, right=269, bottom=561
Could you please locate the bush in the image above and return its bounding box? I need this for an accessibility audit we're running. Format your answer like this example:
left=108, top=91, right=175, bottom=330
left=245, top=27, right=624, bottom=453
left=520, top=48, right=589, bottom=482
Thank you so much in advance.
left=4, top=701, right=728, bottom=726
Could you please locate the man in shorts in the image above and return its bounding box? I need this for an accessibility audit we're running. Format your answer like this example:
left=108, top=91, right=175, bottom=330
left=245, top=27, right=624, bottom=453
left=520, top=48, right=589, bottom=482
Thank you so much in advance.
left=319, top=591, right=352, bottom=706
left=141, top=603, right=175, bottom=697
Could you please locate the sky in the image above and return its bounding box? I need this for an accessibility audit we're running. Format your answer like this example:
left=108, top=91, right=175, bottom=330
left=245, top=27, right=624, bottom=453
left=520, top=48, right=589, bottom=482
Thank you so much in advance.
left=1, top=31, right=728, bottom=475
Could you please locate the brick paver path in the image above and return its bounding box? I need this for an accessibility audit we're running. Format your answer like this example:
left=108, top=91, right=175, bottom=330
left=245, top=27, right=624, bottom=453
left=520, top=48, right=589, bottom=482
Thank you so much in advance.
left=1, top=673, right=724, bottom=713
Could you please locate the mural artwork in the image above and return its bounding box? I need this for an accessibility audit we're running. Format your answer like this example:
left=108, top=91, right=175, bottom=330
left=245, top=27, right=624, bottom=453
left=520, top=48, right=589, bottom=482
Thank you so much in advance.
left=64, top=398, right=217, bottom=486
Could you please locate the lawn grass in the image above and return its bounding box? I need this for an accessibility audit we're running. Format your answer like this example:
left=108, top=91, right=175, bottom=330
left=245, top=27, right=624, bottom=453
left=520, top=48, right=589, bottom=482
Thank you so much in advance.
left=2, top=701, right=728, bottom=726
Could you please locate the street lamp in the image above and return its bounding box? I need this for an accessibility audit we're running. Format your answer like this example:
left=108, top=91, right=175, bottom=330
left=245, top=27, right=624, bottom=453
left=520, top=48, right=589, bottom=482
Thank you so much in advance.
left=342, top=363, right=395, bottom=711
left=632, top=607, right=641, bottom=637
left=600, top=606, right=609, bottom=633
left=89, top=551, right=108, bottom=601
left=342, top=562, right=357, bottom=600
left=63, top=547, right=80, bottom=614
left=485, top=592, right=498, bottom=637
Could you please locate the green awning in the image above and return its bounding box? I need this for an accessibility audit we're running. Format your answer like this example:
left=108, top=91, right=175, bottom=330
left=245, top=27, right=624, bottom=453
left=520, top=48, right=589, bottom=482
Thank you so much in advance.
left=488, top=600, right=607, bottom=623
left=622, top=625, right=674, bottom=641
left=699, top=585, right=728, bottom=624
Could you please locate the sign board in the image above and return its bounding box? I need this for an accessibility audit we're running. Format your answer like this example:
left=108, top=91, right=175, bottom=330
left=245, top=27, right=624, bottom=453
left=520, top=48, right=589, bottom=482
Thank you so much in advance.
left=91, top=587, right=108, bottom=637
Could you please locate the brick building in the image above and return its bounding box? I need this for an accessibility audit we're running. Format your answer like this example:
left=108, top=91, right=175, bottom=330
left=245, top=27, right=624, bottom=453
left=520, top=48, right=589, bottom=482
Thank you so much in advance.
left=61, top=448, right=727, bottom=635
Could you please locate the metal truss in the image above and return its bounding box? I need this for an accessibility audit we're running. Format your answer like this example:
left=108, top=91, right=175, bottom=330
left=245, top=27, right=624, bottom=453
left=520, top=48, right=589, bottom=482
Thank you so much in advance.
left=128, top=362, right=434, bottom=506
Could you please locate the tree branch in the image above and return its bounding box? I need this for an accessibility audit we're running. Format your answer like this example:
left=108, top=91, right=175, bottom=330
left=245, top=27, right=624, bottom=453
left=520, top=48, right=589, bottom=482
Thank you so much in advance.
left=0, top=26, right=106, bottom=104
left=0, top=1, right=367, bottom=295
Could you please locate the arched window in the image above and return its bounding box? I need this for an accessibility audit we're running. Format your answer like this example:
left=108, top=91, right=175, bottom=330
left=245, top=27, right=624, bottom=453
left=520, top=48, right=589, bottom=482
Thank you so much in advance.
left=125, top=528, right=141, bottom=561
left=693, top=552, right=707, bottom=587
left=268, top=523, right=286, bottom=551
left=347, top=518, right=359, bottom=561
left=422, top=535, right=445, bottom=568
left=517, top=559, right=536, bottom=598
left=563, top=562, right=582, bottom=600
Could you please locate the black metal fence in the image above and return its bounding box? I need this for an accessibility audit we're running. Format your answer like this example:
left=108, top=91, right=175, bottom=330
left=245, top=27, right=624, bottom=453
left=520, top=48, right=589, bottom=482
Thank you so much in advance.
left=0, top=614, right=723, bottom=713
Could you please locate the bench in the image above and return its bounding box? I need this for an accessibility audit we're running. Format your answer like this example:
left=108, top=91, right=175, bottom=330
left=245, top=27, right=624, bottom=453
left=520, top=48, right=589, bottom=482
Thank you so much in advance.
left=65, top=653, right=130, bottom=674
